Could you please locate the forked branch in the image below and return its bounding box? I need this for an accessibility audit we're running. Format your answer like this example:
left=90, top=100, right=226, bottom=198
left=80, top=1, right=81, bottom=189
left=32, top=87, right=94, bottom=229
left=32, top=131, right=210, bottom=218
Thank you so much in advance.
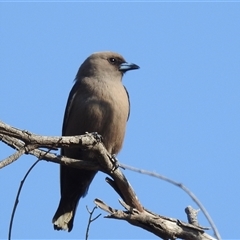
left=0, top=120, right=219, bottom=240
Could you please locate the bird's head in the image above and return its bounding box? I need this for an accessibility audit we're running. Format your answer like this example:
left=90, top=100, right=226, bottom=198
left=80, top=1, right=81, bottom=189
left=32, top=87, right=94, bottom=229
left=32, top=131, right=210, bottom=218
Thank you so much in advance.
left=76, top=51, right=139, bottom=81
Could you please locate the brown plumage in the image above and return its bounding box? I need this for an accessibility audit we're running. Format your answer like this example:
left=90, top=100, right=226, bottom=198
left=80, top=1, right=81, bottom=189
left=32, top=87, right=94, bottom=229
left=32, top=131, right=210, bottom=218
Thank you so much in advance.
left=52, top=51, right=139, bottom=232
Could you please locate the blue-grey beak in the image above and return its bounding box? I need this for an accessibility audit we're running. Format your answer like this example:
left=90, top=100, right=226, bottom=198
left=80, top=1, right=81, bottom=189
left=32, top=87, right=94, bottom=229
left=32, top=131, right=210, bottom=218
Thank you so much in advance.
left=119, top=62, right=140, bottom=72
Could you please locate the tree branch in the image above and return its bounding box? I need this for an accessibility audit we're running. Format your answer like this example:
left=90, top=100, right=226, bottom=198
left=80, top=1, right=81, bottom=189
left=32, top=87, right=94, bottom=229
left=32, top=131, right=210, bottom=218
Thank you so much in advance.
left=120, top=164, right=220, bottom=240
left=0, top=120, right=143, bottom=212
left=0, top=120, right=220, bottom=239
left=94, top=199, right=215, bottom=240
left=85, top=206, right=101, bottom=240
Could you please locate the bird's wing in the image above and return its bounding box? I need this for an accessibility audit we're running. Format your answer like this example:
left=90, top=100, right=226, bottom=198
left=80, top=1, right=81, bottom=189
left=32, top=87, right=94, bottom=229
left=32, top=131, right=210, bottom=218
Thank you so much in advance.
left=124, top=85, right=130, bottom=121
left=62, top=80, right=80, bottom=136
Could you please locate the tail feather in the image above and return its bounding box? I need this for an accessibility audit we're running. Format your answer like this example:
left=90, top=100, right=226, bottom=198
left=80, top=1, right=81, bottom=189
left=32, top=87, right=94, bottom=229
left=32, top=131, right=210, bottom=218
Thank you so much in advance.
left=53, top=212, right=74, bottom=231
left=52, top=198, right=77, bottom=232
left=52, top=168, right=97, bottom=232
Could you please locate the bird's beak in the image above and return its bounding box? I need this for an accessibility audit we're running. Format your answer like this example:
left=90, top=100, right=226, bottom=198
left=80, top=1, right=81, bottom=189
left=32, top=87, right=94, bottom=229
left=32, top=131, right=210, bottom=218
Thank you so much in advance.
left=119, top=62, right=140, bottom=72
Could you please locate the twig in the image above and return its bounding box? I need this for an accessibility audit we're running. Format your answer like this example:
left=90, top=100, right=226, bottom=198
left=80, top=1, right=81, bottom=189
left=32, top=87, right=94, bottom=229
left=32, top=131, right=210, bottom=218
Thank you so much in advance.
left=85, top=206, right=101, bottom=240
left=0, top=148, right=26, bottom=168
left=8, top=159, right=40, bottom=240
left=120, top=163, right=221, bottom=240
left=8, top=146, right=53, bottom=240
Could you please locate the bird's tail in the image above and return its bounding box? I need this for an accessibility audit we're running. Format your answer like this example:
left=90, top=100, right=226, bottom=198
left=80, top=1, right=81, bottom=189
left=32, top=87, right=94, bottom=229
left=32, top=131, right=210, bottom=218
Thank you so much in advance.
left=52, top=168, right=97, bottom=232
left=52, top=197, right=78, bottom=232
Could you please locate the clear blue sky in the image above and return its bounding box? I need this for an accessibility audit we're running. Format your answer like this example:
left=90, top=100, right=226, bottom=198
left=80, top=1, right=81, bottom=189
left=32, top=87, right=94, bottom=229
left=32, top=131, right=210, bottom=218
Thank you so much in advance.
left=1, top=2, right=239, bottom=239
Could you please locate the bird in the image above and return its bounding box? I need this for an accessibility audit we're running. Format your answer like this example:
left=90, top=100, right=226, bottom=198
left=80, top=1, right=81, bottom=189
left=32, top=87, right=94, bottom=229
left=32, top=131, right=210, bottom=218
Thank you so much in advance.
left=52, top=51, right=139, bottom=232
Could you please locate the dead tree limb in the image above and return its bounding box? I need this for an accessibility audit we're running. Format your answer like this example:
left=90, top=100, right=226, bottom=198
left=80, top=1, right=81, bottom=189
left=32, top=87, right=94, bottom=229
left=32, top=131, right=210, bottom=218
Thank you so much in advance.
left=0, top=120, right=219, bottom=239
left=0, top=120, right=143, bottom=211
left=95, top=199, right=215, bottom=240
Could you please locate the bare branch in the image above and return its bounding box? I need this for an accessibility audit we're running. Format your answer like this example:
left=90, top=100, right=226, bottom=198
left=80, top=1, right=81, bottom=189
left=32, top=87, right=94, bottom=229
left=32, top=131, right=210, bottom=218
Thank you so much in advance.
left=8, top=159, right=40, bottom=240
left=0, top=133, right=97, bottom=171
left=0, top=120, right=143, bottom=211
left=0, top=120, right=98, bottom=150
left=120, top=163, right=221, bottom=240
left=186, top=206, right=203, bottom=228
left=95, top=199, right=216, bottom=240
left=1, top=120, right=219, bottom=239
left=0, top=148, right=26, bottom=168
left=85, top=206, right=101, bottom=240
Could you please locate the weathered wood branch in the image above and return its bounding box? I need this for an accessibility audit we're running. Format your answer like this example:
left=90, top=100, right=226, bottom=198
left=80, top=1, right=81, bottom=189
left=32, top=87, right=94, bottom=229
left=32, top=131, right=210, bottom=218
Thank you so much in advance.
left=0, top=120, right=217, bottom=239
left=0, top=120, right=142, bottom=212
left=95, top=199, right=215, bottom=240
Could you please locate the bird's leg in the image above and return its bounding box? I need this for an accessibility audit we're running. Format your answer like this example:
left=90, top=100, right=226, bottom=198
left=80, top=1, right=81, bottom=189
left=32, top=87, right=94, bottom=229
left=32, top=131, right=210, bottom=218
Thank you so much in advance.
left=110, top=154, right=125, bottom=172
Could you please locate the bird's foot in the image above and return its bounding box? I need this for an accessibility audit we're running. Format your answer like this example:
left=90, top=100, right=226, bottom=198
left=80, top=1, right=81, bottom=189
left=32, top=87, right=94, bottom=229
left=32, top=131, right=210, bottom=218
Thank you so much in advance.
left=110, top=154, right=119, bottom=172
left=110, top=154, right=125, bottom=171
left=86, top=132, right=103, bottom=143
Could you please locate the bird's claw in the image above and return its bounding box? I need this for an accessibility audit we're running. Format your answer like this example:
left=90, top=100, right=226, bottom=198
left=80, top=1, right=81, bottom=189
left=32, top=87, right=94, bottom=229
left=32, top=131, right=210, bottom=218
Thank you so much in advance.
left=110, top=154, right=121, bottom=172
left=88, top=132, right=103, bottom=143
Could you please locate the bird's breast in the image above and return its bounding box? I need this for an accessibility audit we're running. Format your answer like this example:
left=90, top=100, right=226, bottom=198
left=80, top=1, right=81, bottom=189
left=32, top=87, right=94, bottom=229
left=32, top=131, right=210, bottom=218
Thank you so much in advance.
left=66, top=80, right=129, bottom=155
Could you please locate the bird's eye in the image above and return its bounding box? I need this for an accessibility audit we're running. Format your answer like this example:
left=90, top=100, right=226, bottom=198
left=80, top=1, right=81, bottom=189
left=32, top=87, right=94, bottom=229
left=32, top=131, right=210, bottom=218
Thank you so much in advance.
left=109, top=58, right=116, bottom=64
